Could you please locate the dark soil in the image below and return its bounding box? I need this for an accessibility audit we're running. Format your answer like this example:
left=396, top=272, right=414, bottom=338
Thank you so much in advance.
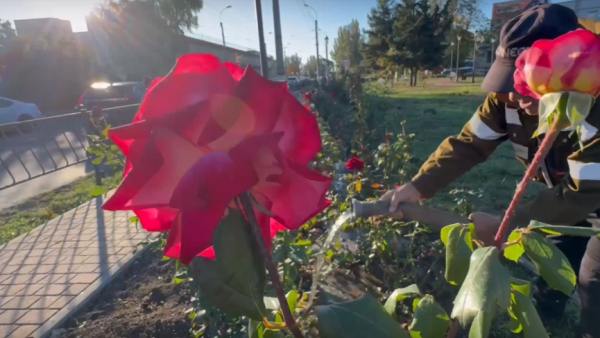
left=62, top=245, right=192, bottom=338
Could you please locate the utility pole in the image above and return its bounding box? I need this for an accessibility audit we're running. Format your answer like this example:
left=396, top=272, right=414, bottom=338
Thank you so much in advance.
left=304, top=4, right=319, bottom=81
left=315, top=20, right=319, bottom=80
left=472, top=31, right=477, bottom=83
left=219, top=5, right=232, bottom=47
left=254, top=0, right=268, bottom=77
left=491, top=38, right=496, bottom=63
left=272, top=0, right=285, bottom=80
left=325, top=36, right=329, bottom=82
left=455, top=36, right=461, bottom=83
left=450, top=42, right=454, bottom=81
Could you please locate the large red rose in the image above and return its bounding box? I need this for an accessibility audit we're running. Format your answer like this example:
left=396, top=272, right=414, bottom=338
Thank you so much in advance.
left=103, top=54, right=331, bottom=264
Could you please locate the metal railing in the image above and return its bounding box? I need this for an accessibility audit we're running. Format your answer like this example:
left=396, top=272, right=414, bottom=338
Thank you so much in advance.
left=0, top=104, right=139, bottom=191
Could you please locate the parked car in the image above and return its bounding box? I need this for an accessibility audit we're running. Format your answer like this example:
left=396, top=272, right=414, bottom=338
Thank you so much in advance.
left=77, top=82, right=147, bottom=111
left=0, top=97, right=43, bottom=125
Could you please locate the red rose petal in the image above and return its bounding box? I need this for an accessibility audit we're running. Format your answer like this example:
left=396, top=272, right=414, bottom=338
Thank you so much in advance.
left=134, top=207, right=178, bottom=232
left=170, top=152, right=257, bottom=210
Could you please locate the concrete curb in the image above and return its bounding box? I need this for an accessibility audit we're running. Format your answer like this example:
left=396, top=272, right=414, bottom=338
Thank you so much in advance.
left=28, top=233, right=160, bottom=338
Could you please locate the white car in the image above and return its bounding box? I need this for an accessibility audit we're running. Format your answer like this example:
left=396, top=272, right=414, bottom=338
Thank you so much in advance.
left=0, top=97, right=43, bottom=125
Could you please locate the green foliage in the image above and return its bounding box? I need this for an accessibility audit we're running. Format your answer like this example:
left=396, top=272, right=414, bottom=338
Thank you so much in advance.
left=286, top=54, right=302, bottom=76
left=331, top=19, right=364, bottom=72
left=89, top=0, right=202, bottom=79
left=391, top=0, right=453, bottom=86
left=409, top=295, right=450, bottom=338
left=451, top=247, right=511, bottom=328
left=384, top=284, right=421, bottom=316
left=440, top=223, right=474, bottom=286
left=521, top=231, right=576, bottom=296
left=191, top=209, right=267, bottom=321
left=315, top=295, right=411, bottom=338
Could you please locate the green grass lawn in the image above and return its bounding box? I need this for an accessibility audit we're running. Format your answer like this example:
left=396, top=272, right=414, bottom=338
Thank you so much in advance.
left=368, top=80, right=579, bottom=337
left=368, top=80, right=546, bottom=215
left=0, top=173, right=121, bottom=246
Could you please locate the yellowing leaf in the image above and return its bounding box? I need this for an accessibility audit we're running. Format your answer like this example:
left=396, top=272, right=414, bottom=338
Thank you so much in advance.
left=356, top=182, right=362, bottom=192
left=371, top=183, right=383, bottom=189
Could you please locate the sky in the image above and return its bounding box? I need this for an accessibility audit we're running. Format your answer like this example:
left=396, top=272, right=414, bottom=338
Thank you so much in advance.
left=0, top=0, right=571, bottom=61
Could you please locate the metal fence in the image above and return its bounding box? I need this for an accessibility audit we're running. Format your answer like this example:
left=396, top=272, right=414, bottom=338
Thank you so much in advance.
left=0, top=104, right=139, bottom=191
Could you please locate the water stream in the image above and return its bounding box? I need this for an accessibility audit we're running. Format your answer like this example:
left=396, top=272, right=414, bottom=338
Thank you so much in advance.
left=306, top=211, right=353, bottom=309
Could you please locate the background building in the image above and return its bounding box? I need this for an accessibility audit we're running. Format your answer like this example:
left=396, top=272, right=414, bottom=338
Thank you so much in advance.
left=558, top=0, right=600, bottom=21
left=491, top=0, right=549, bottom=37
left=13, top=18, right=72, bottom=39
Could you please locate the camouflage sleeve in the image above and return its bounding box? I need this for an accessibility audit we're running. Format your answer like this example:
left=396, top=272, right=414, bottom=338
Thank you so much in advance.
left=514, top=109, right=600, bottom=227
left=411, top=93, right=508, bottom=198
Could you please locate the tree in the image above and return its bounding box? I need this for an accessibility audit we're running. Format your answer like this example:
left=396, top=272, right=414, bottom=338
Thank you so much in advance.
left=1, top=34, right=93, bottom=111
left=392, top=0, right=453, bottom=86
left=88, top=0, right=204, bottom=79
left=304, top=56, right=318, bottom=78
left=330, top=19, right=363, bottom=72
left=0, top=19, right=16, bottom=52
left=362, top=0, right=395, bottom=79
left=286, top=54, right=302, bottom=76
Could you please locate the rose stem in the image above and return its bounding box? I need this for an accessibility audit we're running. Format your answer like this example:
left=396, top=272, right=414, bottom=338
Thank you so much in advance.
left=238, top=192, right=305, bottom=338
left=494, top=117, right=562, bottom=249
left=446, top=321, right=460, bottom=338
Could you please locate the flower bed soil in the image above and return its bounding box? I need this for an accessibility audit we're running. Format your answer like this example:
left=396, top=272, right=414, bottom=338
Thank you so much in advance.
left=61, top=245, right=192, bottom=338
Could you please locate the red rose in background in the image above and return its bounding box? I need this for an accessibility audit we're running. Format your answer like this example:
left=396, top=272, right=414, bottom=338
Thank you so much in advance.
left=103, top=54, right=331, bottom=264
left=331, top=91, right=337, bottom=98
left=303, top=91, right=314, bottom=102
left=346, top=157, right=364, bottom=171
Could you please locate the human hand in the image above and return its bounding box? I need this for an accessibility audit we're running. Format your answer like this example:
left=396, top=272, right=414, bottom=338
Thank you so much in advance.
left=379, top=183, right=421, bottom=218
left=469, top=212, right=501, bottom=246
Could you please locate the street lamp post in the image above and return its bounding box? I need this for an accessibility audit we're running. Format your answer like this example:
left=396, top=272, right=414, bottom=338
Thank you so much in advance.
left=450, top=41, right=454, bottom=81
left=325, top=36, right=329, bottom=82
left=455, top=36, right=461, bottom=83
left=472, top=31, right=477, bottom=83
left=219, top=5, right=232, bottom=47
left=491, top=38, right=496, bottom=63
left=304, top=4, right=319, bottom=81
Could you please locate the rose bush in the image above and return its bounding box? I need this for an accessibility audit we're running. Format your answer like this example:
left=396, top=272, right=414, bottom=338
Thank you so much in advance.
left=102, top=54, right=331, bottom=264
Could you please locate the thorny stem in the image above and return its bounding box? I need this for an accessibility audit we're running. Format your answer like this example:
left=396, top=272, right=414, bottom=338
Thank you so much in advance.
left=238, top=192, right=305, bottom=338
left=446, top=321, right=460, bottom=338
left=494, top=117, right=562, bottom=249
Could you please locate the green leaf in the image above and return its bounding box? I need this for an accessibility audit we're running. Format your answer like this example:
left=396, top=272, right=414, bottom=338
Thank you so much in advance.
left=510, top=277, right=531, bottom=296
left=442, top=224, right=474, bottom=286
left=521, top=231, right=576, bottom=296
left=191, top=209, right=266, bottom=321
left=129, top=216, right=140, bottom=224
left=451, top=247, right=511, bottom=328
left=295, top=239, right=312, bottom=247
left=316, top=295, right=410, bottom=338
left=503, top=230, right=525, bottom=263
left=89, top=186, right=107, bottom=197
left=248, top=320, right=278, bottom=338
left=286, top=290, right=299, bottom=315
left=511, top=289, right=549, bottom=338
left=384, top=284, right=421, bottom=316
left=468, top=307, right=496, bottom=338
left=528, top=221, right=600, bottom=237
left=409, top=295, right=450, bottom=338
left=92, top=154, right=105, bottom=165
left=412, top=298, right=421, bottom=313
left=507, top=304, right=522, bottom=333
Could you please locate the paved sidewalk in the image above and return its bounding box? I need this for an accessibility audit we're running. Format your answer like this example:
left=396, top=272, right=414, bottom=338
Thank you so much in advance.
left=0, top=194, right=152, bottom=338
